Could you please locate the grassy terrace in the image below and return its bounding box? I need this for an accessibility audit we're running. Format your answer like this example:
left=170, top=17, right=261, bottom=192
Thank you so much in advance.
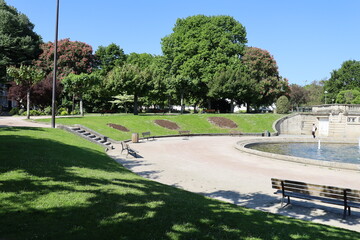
left=36, top=113, right=282, bottom=141
left=1, top=127, right=360, bottom=239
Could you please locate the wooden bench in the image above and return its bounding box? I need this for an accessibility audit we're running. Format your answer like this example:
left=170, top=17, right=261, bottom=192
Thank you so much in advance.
left=204, top=109, right=216, bottom=113
left=271, top=178, right=360, bottom=218
left=178, top=130, right=190, bottom=135
left=120, top=141, right=138, bottom=158
left=100, top=109, right=116, bottom=115
left=141, top=131, right=154, bottom=141
left=178, top=130, right=190, bottom=139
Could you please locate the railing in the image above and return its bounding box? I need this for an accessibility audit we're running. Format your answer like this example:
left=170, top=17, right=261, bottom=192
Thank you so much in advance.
left=312, top=104, right=360, bottom=114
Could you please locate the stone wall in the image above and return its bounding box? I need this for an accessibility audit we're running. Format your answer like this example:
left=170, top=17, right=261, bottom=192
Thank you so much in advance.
left=277, top=110, right=360, bottom=137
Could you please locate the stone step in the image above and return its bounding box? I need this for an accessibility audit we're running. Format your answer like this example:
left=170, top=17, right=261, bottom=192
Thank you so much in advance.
left=68, top=126, right=113, bottom=150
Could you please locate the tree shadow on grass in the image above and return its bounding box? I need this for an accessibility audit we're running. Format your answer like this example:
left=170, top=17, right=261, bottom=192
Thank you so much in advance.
left=0, top=130, right=359, bottom=239
left=0, top=126, right=46, bottom=131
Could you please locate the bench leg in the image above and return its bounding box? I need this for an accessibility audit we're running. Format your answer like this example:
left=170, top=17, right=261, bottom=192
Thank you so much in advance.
left=281, top=196, right=290, bottom=208
left=343, top=208, right=347, bottom=219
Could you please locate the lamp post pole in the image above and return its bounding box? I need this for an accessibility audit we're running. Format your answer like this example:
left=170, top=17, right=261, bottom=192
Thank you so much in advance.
left=51, top=0, right=60, bottom=128
left=324, top=91, right=328, bottom=105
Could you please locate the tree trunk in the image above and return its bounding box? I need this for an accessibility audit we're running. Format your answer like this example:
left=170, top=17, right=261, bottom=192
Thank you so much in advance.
left=72, top=95, right=75, bottom=113
left=168, top=96, right=171, bottom=113
left=207, top=99, right=211, bottom=109
left=180, top=91, right=184, bottom=114
left=230, top=100, right=235, bottom=113
left=80, top=96, right=84, bottom=116
left=246, top=103, right=251, bottom=113
left=26, top=90, right=30, bottom=119
left=134, top=93, right=138, bottom=115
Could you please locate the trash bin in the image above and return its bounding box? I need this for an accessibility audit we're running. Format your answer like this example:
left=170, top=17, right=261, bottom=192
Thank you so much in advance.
left=132, top=133, right=139, bottom=143
left=264, top=130, right=270, bottom=137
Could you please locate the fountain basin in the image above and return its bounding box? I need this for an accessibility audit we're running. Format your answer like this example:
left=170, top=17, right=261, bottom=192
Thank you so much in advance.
left=236, top=137, right=360, bottom=171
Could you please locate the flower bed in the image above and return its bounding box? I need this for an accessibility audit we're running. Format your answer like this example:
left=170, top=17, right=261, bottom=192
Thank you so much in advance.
left=208, top=117, right=237, bottom=129
left=107, top=123, right=130, bottom=132
left=154, top=119, right=180, bottom=130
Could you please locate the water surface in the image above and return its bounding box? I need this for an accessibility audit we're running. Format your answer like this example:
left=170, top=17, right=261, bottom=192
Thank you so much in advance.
left=249, top=142, right=360, bottom=165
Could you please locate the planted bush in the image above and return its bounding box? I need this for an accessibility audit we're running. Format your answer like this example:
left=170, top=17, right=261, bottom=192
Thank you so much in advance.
left=9, top=107, right=19, bottom=115
left=275, top=96, right=290, bottom=114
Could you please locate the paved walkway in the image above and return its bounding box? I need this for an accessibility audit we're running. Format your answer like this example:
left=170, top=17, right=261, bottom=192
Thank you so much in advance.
left=108, top=136, right=360, bottom=232
left=0, top=116, right=52, bottom=128
left=1, top=116, right=360, bottom=232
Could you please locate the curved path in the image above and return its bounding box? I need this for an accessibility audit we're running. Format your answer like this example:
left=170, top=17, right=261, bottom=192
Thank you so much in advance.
left=108, top=136, right=360, bottom=232
left=0, top=116, right=52, bottom=128
left=1, top=116, right=359, bottom=232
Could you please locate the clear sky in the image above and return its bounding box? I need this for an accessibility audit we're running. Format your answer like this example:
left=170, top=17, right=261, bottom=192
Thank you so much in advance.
left=6, top=0, right=360, bottom=86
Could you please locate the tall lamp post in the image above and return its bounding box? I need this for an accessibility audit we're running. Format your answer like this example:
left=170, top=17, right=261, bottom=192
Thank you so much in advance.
left=324, top=90, right=328, bottom=105
left=52, top=0, right=60, bottom=128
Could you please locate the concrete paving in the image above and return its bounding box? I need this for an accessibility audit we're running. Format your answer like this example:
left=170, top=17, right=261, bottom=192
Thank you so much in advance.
left=108, top=136, right=360, bottom=232
left=0, top=116, right=52, bottom=128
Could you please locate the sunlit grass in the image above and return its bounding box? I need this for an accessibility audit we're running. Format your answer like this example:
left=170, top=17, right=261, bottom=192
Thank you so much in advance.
left=36, top=113, right=283, bottom=141
left=0, top=127, right=359, bottom=239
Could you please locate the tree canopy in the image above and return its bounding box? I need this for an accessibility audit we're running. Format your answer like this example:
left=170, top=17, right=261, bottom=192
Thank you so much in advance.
left=106, top=62, right=152, bottom=115
left=241, top=47, right=289, bottom=110
left=0, top=0, right=42, bottom=82
left=95, top=43, right=126, bottom=74
left=2, top=9, right=292, bottom=115
left=161, top=15, right=247, bottom=106
left=323, top=60, right=360, bottom=102
left=35, top=38, right=95, bottom=78
left=6, top=65, right=44, bottom=118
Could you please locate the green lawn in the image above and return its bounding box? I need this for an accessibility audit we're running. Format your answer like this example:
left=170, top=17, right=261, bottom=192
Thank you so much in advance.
left=36, top=113, right=282, bottom=141
left=1, top=127, right=359, bottom=239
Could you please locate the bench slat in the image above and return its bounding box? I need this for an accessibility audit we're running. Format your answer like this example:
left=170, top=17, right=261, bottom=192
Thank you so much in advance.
left=272, top=179, right=347, bottom=197
left=286, top=191, right=345, bottom=206
left=271, top=178, right=360, bottom=207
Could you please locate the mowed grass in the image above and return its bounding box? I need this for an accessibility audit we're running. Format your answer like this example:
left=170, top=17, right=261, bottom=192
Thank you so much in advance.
left=1, top=127, right=360, bottom=239
left=36, top=113, right=282, bottom=141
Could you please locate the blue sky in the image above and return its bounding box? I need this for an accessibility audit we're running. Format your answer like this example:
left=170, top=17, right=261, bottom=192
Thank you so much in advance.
left=6, top=0, right=360, bottom=86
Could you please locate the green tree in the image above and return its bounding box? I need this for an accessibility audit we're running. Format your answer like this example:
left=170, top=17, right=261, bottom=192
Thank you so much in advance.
left=81, top=72, right=112, bottom=113
left=110, top=94, right=136, bottom=113
left=62, top=73, right=96, bottom=116
left=275, top=95, right=290, bottom=114
left=323, top=60, right=360, bottom=101
left=303, top=80, right=324, bottom=105
left=161, top=15, right=247, bottom=106
left=127, top=52, right=154, bottom=68
left=289, top=84, right=309, bottom=108
left=0, top=0, right=42, bottom=81
left=209, top=61, right=250, bottom=112
left=148, top=55, right=171, bottom=110
left=106, top=63, right=151, bottom=115
left=95, top=43, right=126, bottom=74
left=6, top=65, right=44, bottom=119
left=336, top=89, right=360, bottom=104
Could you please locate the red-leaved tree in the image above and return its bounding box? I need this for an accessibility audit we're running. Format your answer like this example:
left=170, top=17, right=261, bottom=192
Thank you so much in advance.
left=35, top=38, right=95, bottom=78
left=8, top=39, right=94, bottom=109
left=241, top=46, right=290, bottom=111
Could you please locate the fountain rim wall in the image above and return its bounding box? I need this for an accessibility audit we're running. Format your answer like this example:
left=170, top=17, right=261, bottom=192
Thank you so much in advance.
left=235, top=137, right=360, bottom=171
